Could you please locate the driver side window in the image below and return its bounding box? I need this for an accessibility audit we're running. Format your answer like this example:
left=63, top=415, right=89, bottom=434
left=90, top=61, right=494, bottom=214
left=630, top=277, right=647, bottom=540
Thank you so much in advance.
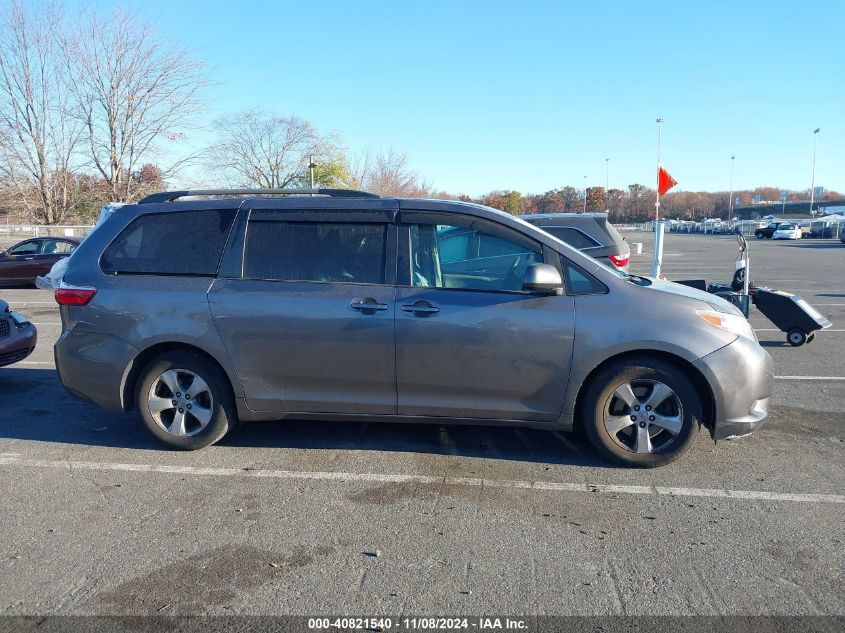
left=410, top=221, right=543, bottom=292
left=9, top=240, right=40, bottom=255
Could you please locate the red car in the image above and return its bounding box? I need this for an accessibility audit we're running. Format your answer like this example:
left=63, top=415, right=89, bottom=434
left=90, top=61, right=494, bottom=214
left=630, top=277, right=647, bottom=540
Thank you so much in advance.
left=0, top=299, right=37, bottom=367
left=0, top=236, right=81, bottom=285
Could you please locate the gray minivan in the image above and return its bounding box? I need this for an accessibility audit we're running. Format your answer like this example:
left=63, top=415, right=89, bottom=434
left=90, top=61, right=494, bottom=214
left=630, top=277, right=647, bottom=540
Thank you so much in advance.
left=55, top=189, right=773, bottom=467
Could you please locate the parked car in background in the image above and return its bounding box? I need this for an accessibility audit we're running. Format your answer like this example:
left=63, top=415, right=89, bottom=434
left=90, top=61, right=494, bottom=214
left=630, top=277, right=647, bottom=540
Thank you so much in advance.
left=521, top=212, right=630, bottom=271
left=754, top=222, right=787, bottom=239
left=0, top=237, right=81, bottom=285
left=0, top=299, right=37, bottom=367
left=772, top=224, right=801, bottom=240
left=55, top=188, right=773, bottom=467
left=798, top=221, right=812, bottom=238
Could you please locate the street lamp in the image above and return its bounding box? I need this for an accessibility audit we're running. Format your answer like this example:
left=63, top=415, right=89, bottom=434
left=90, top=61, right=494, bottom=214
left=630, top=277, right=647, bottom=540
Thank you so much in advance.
left=308, top=155, right=317, bottom=190
left=728, top=155, right=735, bottom=220
left=605, top=158, right=610, bottom=211
left=809, top=128, right=821, bottom=216
left=583, top=175, right=587, bottom=213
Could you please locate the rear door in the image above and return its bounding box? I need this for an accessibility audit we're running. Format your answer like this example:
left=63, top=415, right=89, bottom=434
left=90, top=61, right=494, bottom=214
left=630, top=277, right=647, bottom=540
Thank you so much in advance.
left=33, top=239, right=77, bottom=275
left=208, top=199, right=399, bottom=414
left=394, top=210, right=575, bottom=421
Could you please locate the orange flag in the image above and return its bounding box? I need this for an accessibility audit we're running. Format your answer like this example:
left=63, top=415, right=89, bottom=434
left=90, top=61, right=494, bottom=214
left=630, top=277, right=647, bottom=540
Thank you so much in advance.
left=657, top=165, right=677, bottom=195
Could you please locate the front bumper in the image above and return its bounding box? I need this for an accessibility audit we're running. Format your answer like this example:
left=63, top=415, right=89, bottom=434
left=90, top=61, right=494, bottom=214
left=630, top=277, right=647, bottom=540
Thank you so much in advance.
left=0, top=320, right=37, bottom=367
left=693, top=336, right=774, bottom=440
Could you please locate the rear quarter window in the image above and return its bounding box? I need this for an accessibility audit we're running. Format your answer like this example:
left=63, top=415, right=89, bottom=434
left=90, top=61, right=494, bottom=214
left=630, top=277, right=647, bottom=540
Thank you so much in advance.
left=101, top=209, right=237, bottom=276
left=542, top=226, right=603, bottom=250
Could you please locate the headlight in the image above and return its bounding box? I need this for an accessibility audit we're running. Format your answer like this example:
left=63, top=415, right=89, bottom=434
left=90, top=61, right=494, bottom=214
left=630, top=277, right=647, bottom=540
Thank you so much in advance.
left=696, top=309, right=756, bottom=341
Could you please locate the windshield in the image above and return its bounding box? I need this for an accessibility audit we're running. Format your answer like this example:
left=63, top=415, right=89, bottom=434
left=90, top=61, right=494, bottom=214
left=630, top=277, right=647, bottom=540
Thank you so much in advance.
left=778, top=224, right=797, bottom=230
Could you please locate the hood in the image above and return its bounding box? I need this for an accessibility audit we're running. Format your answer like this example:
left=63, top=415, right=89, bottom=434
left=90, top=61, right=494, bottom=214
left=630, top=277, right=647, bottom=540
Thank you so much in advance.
left=644, top=277, right=740, bottom=314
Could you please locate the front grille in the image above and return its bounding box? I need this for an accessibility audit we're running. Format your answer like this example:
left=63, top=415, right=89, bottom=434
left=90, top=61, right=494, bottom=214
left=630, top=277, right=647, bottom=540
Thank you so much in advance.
left=0, top=317, right=9, bottom=338
left=0, top=347, right=32, bottom=366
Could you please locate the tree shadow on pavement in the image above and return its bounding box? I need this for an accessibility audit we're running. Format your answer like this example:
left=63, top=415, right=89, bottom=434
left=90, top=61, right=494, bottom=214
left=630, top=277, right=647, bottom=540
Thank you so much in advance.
left=0, top=368, right=607, bottom=468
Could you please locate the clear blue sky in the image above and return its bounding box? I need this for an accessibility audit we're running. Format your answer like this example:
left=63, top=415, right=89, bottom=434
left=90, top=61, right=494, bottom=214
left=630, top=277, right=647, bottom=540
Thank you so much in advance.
left=72, top=0, right=844, bottom=196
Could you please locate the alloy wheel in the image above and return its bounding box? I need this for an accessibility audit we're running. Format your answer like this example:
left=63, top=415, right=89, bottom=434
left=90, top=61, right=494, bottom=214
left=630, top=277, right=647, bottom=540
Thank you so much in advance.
left=603, top=380, right=684, bottom=454
left=147, top=369, right=214, bottom=437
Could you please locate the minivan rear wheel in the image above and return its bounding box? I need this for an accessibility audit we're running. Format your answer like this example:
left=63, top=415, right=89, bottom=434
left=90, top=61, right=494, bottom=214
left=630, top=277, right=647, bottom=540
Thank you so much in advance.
left=581, top=358, right=701, bottom=467
left=136, top=351, right=235, bottom=450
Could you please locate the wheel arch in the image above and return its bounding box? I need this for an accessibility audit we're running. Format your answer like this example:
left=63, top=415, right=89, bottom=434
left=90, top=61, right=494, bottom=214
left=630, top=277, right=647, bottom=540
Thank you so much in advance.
left=572, top=350, right=716, bottom=436
left=120, top=341, right=240, bottom=411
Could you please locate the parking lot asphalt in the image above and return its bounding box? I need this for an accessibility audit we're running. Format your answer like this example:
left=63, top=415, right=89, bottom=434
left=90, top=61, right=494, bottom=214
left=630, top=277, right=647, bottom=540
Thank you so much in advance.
left=0, top=233, right=842, bottom=617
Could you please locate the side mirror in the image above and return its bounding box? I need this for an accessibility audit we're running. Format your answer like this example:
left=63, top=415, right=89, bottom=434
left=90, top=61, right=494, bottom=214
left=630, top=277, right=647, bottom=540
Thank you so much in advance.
left=523, top=263, right=564, bottom=294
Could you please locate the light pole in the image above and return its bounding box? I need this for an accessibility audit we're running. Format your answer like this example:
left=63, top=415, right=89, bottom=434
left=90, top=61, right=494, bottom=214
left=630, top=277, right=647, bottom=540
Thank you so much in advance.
left=809, top=128, right=821, bottom=216
left=605, top=158, right=610, bottom=211
left=728, top=155, right=735, bottom=221
left=583, top=175, right=587, bottom=213
left=308, top=155, right=316, bottom=190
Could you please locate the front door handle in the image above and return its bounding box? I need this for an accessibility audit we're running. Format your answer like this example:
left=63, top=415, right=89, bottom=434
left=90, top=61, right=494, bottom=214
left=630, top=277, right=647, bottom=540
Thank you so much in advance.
left=350, top=298, right=388, bottom=313
left=401, top=300, right=440, bottom=315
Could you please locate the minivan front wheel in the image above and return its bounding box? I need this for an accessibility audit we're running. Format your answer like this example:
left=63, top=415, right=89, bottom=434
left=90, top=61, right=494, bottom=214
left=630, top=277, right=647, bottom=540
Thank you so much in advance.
left=582, top=359, right=701, bottom=467
left=136, top=351, right=235, bottom=450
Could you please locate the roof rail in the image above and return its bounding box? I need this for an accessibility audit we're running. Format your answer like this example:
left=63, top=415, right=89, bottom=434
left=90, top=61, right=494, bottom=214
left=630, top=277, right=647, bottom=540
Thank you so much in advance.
left=137, top=188, right=380, bottom=204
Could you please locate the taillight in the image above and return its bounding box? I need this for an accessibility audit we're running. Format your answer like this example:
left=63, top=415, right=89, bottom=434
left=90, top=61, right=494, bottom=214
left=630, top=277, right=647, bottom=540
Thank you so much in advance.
left=55, top=286, right=97, bottom=306
left=608, top=254, right=629, bottom=268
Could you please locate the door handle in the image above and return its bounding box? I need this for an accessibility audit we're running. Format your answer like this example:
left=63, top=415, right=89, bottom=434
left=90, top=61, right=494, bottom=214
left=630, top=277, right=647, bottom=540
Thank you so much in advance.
left=24, top=257, right=35, bottom=260
left=401, top=301, right=440, bottom=315
left=350, top=298, right=388, bottom=313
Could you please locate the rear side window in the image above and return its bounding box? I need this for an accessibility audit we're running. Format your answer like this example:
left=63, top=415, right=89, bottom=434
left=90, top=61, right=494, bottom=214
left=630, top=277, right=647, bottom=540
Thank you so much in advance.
left=244, top=221, right=387, bottom=284
left=542, top=227, right=603, bottom=250
left=101, top=209, right=237, bottom=276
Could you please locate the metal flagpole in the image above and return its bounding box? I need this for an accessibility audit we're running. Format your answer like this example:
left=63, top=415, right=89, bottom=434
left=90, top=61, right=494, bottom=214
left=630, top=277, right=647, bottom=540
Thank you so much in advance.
left=656, top=117, right=663, bottom=222
left=652, top=118, right=665, bottom=277
left=809, top=128, right=820, bottom=216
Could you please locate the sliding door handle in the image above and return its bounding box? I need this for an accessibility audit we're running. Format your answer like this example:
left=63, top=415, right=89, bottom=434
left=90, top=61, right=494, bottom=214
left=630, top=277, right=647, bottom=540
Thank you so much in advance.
left=350, top=299, right=388, bottom=313
left=401, top=300, right=440, bottom=315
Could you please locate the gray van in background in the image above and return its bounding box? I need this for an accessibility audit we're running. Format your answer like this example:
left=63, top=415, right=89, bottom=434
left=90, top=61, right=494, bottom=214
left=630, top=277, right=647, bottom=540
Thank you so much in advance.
left=54, top=189, right=773, bottom=467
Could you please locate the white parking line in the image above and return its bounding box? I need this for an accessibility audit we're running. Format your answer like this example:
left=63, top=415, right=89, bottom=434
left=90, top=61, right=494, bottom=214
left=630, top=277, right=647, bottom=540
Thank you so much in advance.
left=0, top=455, right=841, bottom=505
left=774, top=375, right=845, bottom=381
left=755, top=328, right=845, bottom=332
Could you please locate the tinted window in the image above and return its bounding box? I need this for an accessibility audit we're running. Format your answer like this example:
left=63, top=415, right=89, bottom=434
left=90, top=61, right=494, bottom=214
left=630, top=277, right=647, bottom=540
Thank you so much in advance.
left=244, top=221, right=387, bottom=284
left=542, top=227, right=603, bottom=250
left=478, top=233, right=533, bottom=257
left=9, top=240, right=39, bottom=255
left=438, top=230, right=471, bottom=263
left=101, top=209, right=236, bottom=275
left=411, top=223, right=542, bottom=292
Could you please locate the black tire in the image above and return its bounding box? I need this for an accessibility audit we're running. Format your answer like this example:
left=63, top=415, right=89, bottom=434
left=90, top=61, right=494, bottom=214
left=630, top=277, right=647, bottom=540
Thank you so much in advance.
left=787, top=329, right=807, bottom=347
left=581, top=357, right=702, bottom=468
left=755, top=233, right=764, bottom=239
left=135, top=350, right=236, bottom=450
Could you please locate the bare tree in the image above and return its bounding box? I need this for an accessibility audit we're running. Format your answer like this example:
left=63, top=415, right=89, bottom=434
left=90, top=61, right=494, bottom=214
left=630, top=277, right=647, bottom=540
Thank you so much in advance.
left=0, top=0, right=80, bottom=224
left=207, top=109, right=346, bottom=189
left=63, top=8, right=207, bottom=202
left=352, top=148, right=431, bottom=197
